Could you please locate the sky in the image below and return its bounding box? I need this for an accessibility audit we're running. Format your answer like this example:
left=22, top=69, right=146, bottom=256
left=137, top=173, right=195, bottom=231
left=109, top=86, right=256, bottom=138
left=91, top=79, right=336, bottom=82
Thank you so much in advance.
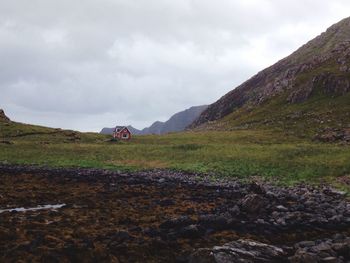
left=1, top=1, right=350, bottom=132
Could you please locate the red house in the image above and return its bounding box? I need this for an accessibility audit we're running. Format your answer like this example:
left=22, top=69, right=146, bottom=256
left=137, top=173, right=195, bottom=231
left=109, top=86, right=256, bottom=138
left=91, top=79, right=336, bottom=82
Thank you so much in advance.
left=113, top=126, right=132, bottom=140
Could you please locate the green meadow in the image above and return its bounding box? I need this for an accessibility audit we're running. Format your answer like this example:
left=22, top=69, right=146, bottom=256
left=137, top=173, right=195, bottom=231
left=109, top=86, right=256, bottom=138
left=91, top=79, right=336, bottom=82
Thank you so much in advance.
left=1, top=120, right=349, bottom=187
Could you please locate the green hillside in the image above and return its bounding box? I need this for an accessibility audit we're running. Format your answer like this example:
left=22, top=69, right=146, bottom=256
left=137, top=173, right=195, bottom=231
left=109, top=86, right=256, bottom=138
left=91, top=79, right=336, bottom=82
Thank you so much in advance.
left=0, top=111, right=107, bottom=144
left=202, top=89, right=350, bottom=139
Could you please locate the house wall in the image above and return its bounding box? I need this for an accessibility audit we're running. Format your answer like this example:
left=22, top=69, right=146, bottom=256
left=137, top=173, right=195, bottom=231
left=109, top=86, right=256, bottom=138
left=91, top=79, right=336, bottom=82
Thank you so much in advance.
left=113, top=129, right=131, bottom=140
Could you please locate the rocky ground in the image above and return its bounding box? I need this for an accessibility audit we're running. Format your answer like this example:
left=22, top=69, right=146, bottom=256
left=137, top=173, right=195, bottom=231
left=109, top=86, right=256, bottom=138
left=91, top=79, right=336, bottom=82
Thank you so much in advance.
left=0, top=165, right=349, bottom=262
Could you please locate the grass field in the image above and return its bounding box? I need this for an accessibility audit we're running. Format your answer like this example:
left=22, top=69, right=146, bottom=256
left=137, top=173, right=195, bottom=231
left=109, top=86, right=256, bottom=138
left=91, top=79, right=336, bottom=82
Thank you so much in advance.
left=1, top=120, right=349, bottom=187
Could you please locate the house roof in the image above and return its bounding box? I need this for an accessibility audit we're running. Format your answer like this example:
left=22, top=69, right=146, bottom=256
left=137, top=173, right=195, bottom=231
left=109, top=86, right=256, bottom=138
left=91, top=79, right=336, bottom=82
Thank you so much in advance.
left=114, top=126, right=131, bottom=133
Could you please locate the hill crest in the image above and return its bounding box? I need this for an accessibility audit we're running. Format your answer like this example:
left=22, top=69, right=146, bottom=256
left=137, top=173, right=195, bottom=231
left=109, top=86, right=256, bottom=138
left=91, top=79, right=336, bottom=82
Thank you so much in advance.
left=191, top=17, right=350, bottom=130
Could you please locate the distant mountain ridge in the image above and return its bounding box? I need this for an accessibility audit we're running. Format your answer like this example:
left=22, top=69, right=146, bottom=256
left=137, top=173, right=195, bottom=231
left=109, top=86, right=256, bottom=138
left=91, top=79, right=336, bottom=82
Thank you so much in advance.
left=190, top=17, right=350, bottom=135
left=101, top=105, right=208, bottom=135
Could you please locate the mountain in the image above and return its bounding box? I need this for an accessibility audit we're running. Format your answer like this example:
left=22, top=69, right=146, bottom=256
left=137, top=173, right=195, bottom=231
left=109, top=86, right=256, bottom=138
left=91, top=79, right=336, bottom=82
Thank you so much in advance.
left=149, top=105, right=208, bottom=134
left=100, top=127, right=114, bottom=135
left=140, top=121, right=164, bottom=135
left=190, top=17, right=350, bottom=136
left=101, top=105, right=208, bottom=135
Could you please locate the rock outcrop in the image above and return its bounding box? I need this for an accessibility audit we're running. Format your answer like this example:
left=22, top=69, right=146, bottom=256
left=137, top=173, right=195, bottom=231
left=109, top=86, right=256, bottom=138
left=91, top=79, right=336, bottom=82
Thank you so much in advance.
left=314, top=128, right=350, bottom=143
left=190, top=235, right=350, bottom=263
left=189, top=239, right=288, bottom=263
left=0, top=109, right=10, bottom=122
left=290, top=235, right=350, bottom=263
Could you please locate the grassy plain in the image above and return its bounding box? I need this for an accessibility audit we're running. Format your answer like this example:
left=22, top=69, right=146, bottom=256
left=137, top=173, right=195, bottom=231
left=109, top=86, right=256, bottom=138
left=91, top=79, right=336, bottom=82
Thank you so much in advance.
left=1, top=120, right=349, bottom=186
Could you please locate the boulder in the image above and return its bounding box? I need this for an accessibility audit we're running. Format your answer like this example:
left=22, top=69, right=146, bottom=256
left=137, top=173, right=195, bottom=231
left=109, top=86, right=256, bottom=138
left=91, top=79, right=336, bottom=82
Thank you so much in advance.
left=239, top=194, right=267, bottom=214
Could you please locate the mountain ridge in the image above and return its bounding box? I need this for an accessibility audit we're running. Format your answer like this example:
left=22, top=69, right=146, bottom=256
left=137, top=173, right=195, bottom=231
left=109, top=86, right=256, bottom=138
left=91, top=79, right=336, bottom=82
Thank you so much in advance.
left=190, top=17, right=350, bottom=133
left=101, top=105, right=208, bottom=135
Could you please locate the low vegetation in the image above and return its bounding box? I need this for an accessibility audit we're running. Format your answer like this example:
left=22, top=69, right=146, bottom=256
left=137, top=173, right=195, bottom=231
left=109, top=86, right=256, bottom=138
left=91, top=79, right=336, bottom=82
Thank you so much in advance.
left=1, top=119, right=349, bottom=187
left=201, top=90, right=350, bottom=138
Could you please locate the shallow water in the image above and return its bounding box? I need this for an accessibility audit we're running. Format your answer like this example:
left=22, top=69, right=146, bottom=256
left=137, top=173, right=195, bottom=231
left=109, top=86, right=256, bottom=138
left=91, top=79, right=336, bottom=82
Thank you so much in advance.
left=0, top=204, right=66, bottom=214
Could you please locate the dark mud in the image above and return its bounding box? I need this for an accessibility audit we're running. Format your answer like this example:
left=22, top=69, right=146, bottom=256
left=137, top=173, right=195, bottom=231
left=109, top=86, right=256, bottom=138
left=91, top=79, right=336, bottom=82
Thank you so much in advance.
left=0, top=165, right=349, bottom=262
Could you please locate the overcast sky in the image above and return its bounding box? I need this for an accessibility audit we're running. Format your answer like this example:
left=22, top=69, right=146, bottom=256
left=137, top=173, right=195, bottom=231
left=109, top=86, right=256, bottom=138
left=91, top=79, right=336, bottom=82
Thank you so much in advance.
left=1, top=0, right=349, bottom=131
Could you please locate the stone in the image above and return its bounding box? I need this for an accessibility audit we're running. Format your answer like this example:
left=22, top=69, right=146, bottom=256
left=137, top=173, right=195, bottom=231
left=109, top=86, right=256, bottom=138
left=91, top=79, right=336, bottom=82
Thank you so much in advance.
left=276, top=205, right=288, bottom=212
left=276, top=218, right=286, bottom=226
left=310, top=243, right=332, bottom=253
left=190, top=239, right=287, bottom=263
left=239, top=194, right=266, bottom=214
left=256, top=218, right=265, bottom=224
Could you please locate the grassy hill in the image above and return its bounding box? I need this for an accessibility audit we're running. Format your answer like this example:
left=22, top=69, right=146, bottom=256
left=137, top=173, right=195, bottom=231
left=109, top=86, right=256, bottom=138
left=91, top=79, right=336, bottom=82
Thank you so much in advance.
left=199, top=89, right=350, bottom=139
left=0, top=110, right=107, bottom=144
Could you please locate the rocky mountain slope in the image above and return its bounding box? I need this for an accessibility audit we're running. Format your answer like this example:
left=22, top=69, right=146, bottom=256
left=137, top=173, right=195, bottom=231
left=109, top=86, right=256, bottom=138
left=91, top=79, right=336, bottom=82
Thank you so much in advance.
left=101, top=105, right=207, bottom=135
left=190, top=17, right=350, bottom=137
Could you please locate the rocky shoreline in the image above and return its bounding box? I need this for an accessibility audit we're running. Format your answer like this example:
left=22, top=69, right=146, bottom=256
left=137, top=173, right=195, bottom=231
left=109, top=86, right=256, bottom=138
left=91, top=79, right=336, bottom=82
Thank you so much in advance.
left=0, top=164, right=349, bottom=262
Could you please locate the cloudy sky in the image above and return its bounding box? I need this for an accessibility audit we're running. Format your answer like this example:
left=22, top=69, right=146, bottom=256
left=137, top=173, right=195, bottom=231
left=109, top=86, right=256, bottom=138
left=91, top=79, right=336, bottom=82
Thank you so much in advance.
left=1, top=0, right=350, bottom=131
